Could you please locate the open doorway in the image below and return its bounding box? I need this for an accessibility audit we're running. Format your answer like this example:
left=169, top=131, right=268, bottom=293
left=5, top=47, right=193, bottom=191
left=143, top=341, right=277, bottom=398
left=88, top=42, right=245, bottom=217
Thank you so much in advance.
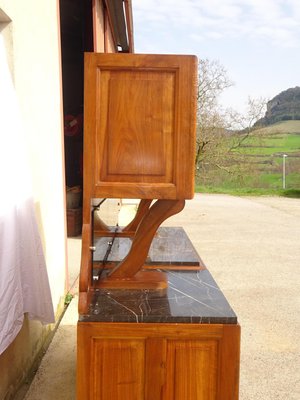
left=59, top=0, right=133, bottom=237
left=59, top=0, right=93, bottom=236
left=60, top=0, right=93, bottom=189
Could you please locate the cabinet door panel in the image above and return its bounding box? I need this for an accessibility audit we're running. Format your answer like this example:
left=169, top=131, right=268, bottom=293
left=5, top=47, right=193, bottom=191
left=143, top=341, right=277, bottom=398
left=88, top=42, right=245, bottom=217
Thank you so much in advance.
left=83, top=53, right=197, bottom=200
left=92, top=338, right=145, bottom=400
left=164, top=340, right=218, bottom=400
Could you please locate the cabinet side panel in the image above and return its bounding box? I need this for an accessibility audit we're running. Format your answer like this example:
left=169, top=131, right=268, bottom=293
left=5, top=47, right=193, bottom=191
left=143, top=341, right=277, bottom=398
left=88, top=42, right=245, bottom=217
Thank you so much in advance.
left=83, top=53, right=197, bottom=199
left=165, top=340, right=218, bottom=400
left=92, top=338, right=145, bottom=400
left=77, top=323, right=92, bottom=400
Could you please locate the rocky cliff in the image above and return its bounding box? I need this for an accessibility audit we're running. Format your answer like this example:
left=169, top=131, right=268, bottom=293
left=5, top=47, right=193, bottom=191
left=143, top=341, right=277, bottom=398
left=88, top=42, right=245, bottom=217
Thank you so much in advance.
left=256, top=86, right=300, bottom=126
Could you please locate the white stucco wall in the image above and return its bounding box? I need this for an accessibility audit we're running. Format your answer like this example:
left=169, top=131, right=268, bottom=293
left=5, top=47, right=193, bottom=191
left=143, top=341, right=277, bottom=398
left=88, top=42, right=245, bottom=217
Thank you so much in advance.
left=0, top=3, right=67, bottom=396
left=0, top=0, right=67, bottom=310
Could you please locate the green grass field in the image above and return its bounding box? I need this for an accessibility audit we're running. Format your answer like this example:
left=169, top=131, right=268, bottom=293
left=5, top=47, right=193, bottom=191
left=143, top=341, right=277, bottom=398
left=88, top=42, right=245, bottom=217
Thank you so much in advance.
left=197, top=120, right=300, bottom=196
left=237, top=133, right=300, bottom=155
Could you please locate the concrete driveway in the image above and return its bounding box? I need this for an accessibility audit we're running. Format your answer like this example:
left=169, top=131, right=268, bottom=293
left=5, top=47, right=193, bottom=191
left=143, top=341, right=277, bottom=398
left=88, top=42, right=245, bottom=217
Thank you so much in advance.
left=166, top=194, right=300, bottom=400
left=23, top=194, right=300, bottom=400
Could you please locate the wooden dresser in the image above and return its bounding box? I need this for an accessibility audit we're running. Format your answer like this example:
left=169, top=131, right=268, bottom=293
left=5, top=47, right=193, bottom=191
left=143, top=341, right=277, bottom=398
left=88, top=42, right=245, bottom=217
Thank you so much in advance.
left=77, top=269, right=240, bottom=400
left=77, top=53, right=240, bottom=399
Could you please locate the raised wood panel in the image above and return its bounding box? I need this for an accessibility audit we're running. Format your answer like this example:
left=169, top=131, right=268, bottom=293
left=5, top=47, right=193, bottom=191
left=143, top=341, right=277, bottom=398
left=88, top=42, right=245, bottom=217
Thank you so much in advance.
left=102, top=72, right=174, bottom=180
left=164, top=340, right=218, bottom=400
left=92, top=338, right=145, bottom=400
left=83, top=53, right=197, bottom=200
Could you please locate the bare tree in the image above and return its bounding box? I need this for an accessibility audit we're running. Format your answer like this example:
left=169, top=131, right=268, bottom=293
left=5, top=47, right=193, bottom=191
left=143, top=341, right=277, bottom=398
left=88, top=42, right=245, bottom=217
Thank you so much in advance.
left=196, top=59, right=267, bottom=182
left=227, top=97, right=268, bottom=151
left=196, top=59, right=233, bottom=170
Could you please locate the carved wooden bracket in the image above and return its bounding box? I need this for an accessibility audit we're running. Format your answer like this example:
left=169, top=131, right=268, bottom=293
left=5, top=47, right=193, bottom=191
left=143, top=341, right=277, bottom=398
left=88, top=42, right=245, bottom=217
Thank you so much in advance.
left=96, top=199, right=185, bottom=289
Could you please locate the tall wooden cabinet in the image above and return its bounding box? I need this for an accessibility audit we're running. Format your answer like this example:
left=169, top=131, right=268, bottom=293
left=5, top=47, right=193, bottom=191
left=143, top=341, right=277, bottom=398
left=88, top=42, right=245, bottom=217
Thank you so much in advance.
left=78, top=53, right=240, bottom=400
left=80, top=52, right=198, bottom=304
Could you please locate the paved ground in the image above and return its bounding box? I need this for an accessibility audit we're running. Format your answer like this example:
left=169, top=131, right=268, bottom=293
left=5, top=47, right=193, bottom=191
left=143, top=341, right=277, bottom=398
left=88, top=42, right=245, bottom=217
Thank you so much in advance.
left=23, top=194, right=300, bottom=400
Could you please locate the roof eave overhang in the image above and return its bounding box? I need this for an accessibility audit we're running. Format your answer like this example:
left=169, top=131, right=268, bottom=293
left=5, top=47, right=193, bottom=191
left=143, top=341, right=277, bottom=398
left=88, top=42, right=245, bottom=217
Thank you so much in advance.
left=105, top=0, right=134, bottom=53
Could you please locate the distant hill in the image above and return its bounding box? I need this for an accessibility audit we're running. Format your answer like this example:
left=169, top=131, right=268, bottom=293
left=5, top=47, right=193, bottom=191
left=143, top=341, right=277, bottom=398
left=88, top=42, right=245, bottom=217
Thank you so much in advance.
left=255, top=87, right=300, bottom=126
left=255, top=120, right=300, bottom=135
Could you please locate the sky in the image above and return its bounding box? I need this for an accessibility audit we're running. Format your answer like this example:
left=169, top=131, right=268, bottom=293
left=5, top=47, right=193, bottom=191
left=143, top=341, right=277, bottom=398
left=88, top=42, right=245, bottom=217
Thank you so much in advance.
left=132, top=0, right=300, bottom=115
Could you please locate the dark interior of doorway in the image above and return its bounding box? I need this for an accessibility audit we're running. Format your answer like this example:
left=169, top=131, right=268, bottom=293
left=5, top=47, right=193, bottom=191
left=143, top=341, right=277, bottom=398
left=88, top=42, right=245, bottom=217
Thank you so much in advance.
left=59, top=0, right=93, bottom=189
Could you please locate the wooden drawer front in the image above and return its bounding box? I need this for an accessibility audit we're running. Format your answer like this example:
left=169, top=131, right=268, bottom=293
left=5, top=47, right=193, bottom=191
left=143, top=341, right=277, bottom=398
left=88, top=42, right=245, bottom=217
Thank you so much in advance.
left=164, top=340, right=218, bottom=400
left=91, top=338, right=145, bottom=400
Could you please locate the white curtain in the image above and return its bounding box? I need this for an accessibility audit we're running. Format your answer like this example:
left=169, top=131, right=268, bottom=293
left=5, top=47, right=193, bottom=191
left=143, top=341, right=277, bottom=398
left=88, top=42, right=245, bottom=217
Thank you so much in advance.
left=0, top=36, right=55, bottom=355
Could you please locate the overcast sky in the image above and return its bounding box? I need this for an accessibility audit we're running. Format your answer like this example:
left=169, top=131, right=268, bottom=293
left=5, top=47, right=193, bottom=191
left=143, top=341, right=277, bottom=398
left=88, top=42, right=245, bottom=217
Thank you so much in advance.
left=132, top=0, right=300, bottom=115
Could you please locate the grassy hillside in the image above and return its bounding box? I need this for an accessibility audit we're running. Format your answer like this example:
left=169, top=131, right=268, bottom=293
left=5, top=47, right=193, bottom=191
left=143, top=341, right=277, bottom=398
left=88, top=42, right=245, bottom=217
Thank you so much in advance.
left=240, top=120, right=300, bottom=158
left=256, top=120, right=300, bottom=134
left=196, top=120, right=300, bottom=195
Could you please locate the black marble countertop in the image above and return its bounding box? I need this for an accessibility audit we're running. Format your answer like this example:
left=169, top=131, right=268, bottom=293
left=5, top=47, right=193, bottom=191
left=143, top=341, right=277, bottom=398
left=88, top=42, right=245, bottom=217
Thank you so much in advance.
left=79, top=270, right=237, bottom=324
left=93, top=227, right=201, bottom=267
